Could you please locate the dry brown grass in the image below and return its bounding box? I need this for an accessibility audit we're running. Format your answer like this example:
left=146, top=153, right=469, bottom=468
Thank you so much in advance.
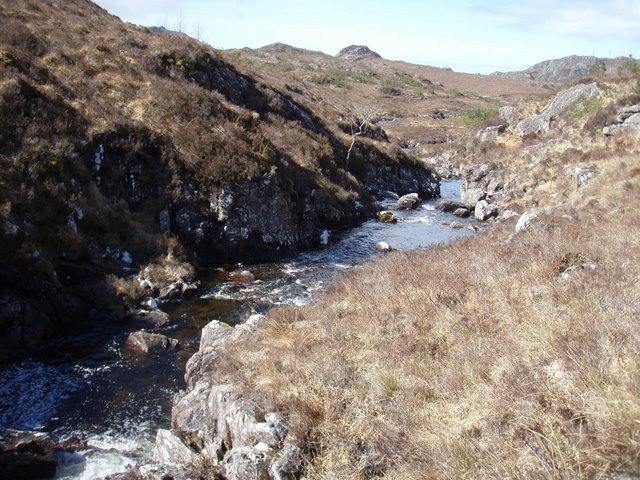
left=215, top=127, right=640, bottom=478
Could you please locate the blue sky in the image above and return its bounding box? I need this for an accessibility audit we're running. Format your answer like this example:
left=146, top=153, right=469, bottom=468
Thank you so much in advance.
left=94, top=0, right=640, bottom=73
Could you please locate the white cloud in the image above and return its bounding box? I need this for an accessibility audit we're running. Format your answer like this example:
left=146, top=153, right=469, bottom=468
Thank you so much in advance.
left=484, top=0, right=640, bottom=41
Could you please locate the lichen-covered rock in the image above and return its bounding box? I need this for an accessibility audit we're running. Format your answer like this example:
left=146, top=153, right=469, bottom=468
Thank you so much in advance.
left=461, top=187, right=486, bottom=208
left=453, top=208, right=470, bottom=218
left=499, top=106, right=517, bottom=126
left=376, top=211, right=398, bottom=223
left=438, top=199, right=466, bottom=213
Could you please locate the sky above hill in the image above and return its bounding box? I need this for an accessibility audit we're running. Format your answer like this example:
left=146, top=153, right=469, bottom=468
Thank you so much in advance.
left=94, top=0, right=640, bottom=74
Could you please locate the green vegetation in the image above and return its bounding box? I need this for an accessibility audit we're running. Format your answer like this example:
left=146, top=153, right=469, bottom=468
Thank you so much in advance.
left=589, top=58, right=606, bottom=77
left=570, top=94, right=604, bottom=119
left=461, top=107, right=498, bottom=126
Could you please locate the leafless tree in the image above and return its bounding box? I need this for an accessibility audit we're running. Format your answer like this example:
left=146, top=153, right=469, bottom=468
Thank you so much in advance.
left=345, top=105, right=378, bottom=166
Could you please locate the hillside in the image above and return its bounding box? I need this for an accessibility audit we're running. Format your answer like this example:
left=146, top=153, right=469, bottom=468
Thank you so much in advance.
left=0, top=0, right=444, bottom=358
left=223, top=43, right=552, bottom=151
left=496, top=55, right=640, bottom=84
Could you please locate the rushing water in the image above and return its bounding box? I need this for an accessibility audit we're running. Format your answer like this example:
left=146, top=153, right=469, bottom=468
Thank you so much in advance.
left=0, top=180, right=475, bottom=479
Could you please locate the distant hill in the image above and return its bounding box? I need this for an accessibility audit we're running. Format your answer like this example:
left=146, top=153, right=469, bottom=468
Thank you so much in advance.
left=495, top=55, right=640, bottom=83
left=336, top=45, right=382, bottom=61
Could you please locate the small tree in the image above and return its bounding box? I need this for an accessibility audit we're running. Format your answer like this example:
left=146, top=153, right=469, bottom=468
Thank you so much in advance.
left=345, top=105, right=378, bottom=166
left=589, top=58, right=606, bottom=78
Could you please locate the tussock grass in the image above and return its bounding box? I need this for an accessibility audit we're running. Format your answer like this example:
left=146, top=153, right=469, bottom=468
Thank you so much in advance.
left=218, top=143, right=640, bottom=478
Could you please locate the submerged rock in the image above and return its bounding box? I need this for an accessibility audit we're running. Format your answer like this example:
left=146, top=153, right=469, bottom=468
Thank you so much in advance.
left=0, top=430, right=57, bottom=480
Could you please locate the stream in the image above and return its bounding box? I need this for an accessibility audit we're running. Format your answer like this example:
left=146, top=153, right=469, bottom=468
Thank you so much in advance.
left=0, top=180, right=475, bottom=479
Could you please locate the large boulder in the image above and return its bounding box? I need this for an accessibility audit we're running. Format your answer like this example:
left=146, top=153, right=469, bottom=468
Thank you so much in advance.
left=0, top=430, right=57, bottom=480
left=396, top=193, right=420, bottom=210
left=474, top=201, right=499, bottom=221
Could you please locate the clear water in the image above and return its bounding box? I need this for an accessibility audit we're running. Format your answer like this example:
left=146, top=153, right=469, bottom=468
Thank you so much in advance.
left=0, top=181, right=475, bottom=479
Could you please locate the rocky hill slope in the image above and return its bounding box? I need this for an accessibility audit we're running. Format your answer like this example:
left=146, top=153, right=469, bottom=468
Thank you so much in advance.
left=496, top=55, right=640, bottom=83
left=0, top=0, right=440, bottom=358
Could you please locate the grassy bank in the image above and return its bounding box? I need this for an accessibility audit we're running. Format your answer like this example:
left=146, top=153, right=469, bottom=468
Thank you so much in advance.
left=216, top=120, right=640, bottom=478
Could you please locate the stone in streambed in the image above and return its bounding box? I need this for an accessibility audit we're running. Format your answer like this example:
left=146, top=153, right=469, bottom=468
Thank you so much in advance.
left=396, top=193, right=420, bottom=210
left=438, top=199, right=466, bottom=213
left=125, top=331, right=179, bottom=354
left=0, top=429, right=57, bottom=480
left=453, top=208, right=470, bottom=218
left=376, top=211, right=398, bottom=223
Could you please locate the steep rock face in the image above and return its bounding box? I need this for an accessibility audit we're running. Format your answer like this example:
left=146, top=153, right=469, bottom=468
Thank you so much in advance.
left=336, top=45, right=382, bottom=61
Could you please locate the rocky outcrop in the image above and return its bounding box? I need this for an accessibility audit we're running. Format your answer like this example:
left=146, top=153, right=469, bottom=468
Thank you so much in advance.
left=515, top=83, right=602, bottom=136
left=0, top=430, right=57, bottom=480
left=603, top=104, right=640, bottom=136
left=140, top=315, right=305, bottom=480
left=336, top=45, right=382, bottom=61
left=460, top=163, right=503, bottom=221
